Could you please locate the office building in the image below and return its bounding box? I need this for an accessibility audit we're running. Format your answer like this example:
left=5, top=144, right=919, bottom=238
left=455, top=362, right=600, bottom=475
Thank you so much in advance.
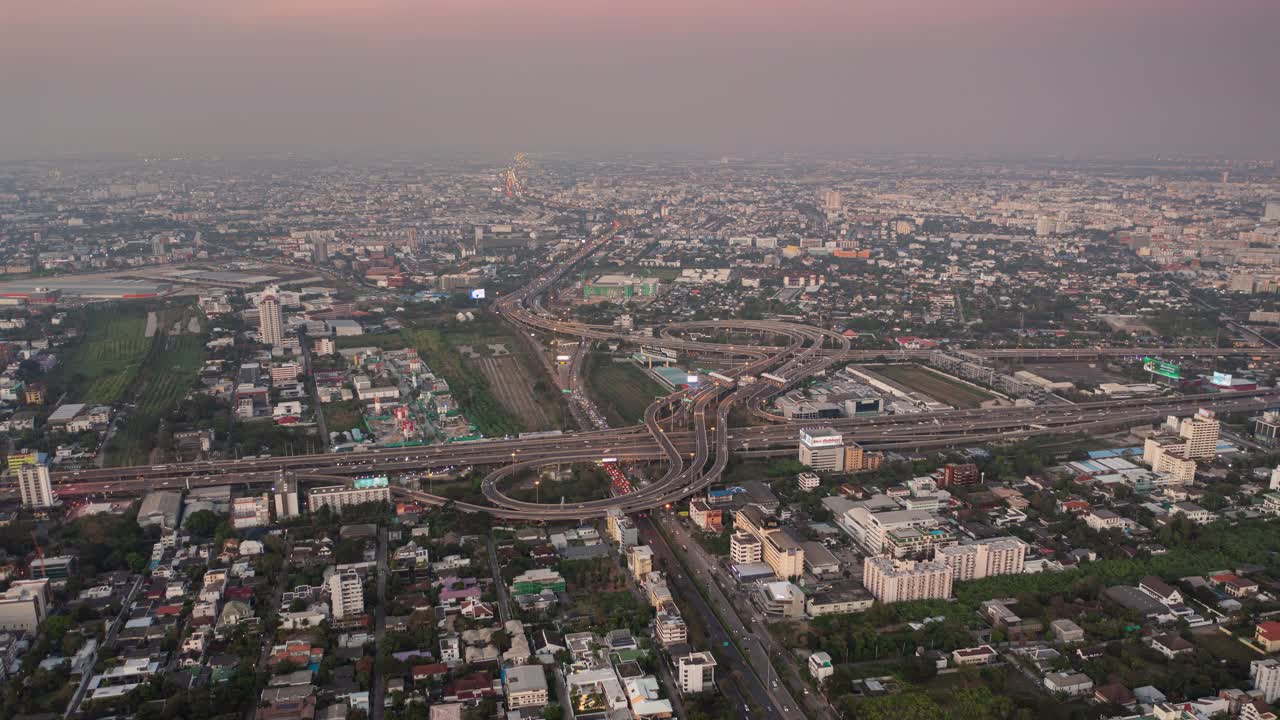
left=935, top=537, right=1028, bottom=581
left=941, top=463, right=981, bottom=487
left=729, top=532, right=763, bottom=565
left=822, top=189, right=842, bottom=213
left=29, top=555, right=76, bottom=580
left=677, top=652, right=717, bottom=694
left=17, top=463, right=55, bottom=509
left=0, top=579, right=50, bottom=631
left=735, top=505, right=804, bottom=579
left=797, top=472, right=820, bottom=492
left=328, top=570, right=364, bottom=619
left=257, top=285, right=284, bottom=346
left=863, top=556, right=953, bottom=603
left=799, top=427, right=845, bottom=472
left=582, top=274, right=659, bottom=301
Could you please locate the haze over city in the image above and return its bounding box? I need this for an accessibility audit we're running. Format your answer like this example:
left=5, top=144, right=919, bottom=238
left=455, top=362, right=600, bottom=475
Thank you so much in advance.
left=3, top=0, right=1280, bottom=158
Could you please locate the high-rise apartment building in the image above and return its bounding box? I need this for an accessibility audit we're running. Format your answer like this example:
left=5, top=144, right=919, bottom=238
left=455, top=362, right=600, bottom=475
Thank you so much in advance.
left=1178, top=409, right=1220, bottom=458
left=18, top=463, right=55, bottom=509
left=328, top=570, right=364, bottom=619
left=257, top=285, right=284, bottom=346
left=863, top=556, right=953, bottom=603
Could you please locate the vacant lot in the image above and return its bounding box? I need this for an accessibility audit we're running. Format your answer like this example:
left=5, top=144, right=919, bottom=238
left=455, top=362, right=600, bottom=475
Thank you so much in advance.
left=587, top=358, right=668, bottom=426
left=476, top=355, right=552, bottom=431
left=62, top=307, right=152, bottom=405
left=875, top=363, right=996, bottom=409
left=107, top=329, right=208, bottom=466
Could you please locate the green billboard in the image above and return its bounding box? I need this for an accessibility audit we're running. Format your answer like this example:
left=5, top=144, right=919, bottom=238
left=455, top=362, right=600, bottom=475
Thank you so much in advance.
left=1143, top=357, right=1182, bottom=380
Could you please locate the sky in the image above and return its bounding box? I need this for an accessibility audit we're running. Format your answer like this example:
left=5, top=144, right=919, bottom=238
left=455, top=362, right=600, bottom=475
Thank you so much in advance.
left=2, top=0, right=1278, bottom=159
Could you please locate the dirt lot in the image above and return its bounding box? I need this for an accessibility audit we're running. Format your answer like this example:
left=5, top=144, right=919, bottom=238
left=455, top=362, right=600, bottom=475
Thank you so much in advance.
left=475, top=355, right=552, bottom=431
left=874, top=363, right=996, bottom=409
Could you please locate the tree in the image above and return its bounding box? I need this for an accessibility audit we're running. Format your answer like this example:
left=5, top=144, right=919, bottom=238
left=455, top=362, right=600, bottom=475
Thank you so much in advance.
left=184, top=510, right=219, bottom=537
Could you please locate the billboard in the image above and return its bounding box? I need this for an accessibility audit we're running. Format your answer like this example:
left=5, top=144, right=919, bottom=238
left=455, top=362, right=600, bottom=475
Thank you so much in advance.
left=470, top=288, right=486, bottom=300
left=1210, top=371, right=1233, bottom=385
left=1143, top=357, right=1182, bottom=380
left=354, top=475, right=389, bottom=489
left=686, top=374, right=699, bottom=385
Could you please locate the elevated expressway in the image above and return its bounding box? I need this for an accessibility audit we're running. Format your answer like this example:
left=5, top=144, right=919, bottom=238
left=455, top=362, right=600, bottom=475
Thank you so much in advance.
left=45, top=221, right=1280, bottom=518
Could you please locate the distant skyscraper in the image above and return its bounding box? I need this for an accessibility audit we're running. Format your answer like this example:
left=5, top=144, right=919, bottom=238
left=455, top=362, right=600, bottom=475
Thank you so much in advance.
left=1035, top=216, right=1055, bottom=237
left=257, top=286, right=284, bottom=346
left=18, top=463, right=55, bottom=509
left=822, top=189, right=842, bottom=213
left=152, top=235, right=166, bottom=256
left=312, top=239, right=329, bottom=264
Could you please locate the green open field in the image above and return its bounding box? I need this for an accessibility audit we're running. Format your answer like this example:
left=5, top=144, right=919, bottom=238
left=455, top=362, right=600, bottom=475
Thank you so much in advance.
left=105, top=319, right=208, bottom=466
left=586, top=357, right=668, bottom=426
left=322, top=400, right=366, bottom=435
left=874, top=363, right=996, bottom=409
left=61, top=306, right=152, bottom=405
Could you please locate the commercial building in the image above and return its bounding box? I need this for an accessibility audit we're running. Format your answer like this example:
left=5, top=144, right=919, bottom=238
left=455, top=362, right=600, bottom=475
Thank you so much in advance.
left=935, top=538, right=1028, bottom=581
left=676, top=652, right=717, bottom=694
left=799, top=428, right=845, bottom=471
left=606, top=508, right=638, bottom=547
left=17, top=463, right=55, bottom=509
left=503, top=665, right=549, bottom=709
left=582, top=274, right=659, bottom=301
left=863, top=557, right=953, bottom=604
left=941, top=463, right=981, bottom=487
left=307, top=482, right=392, bottom=513
left=806, top=586, right=874, bottom=616
left=328, top=570, right=365, bottom=620
left=845, top=443, right=884, bottom=473
left=232, top=494, right=272, bottom=529
left=735, top=506, right=805, bottom=579
left=257, top=285, right=285, bottom=346
left=797, top=472, right=821, bottom=492
left=688, top=499, right=723, bottom=532
left=1178, top=409, right=1221, bottom=458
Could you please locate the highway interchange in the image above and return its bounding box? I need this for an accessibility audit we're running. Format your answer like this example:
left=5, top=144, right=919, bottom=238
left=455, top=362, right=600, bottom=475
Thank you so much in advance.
left=47, top=219, right=1280, bottom=523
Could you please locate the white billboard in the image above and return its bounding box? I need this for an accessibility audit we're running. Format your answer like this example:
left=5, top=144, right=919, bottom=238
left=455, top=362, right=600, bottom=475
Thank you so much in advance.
left=470, top=288, right=486, bottom=300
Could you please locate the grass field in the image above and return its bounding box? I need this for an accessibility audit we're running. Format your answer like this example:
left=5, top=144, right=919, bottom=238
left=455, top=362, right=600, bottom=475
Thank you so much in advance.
left=62, top=307, right=152, bottom=405
left=105, top=318, right=208, bottom=466
left=322, top=400, right=366, bottom=435
left=586, top=357, right=668, bottom=426
left=1191, top=628, right=1264, bottom=664
left=874, top=363, right=996, bottom=409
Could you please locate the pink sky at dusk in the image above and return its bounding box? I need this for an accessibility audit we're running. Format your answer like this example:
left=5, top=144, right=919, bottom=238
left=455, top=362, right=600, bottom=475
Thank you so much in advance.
left=2, top=0, right=1278, bottom=157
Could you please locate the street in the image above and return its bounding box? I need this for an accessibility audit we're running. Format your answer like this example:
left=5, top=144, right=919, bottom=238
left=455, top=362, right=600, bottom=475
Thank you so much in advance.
left=637, top=514, right=802, bottom=719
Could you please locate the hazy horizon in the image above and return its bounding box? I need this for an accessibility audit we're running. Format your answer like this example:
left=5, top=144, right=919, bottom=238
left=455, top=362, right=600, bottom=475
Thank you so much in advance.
left=3, top=0, right=1279, bottom=160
